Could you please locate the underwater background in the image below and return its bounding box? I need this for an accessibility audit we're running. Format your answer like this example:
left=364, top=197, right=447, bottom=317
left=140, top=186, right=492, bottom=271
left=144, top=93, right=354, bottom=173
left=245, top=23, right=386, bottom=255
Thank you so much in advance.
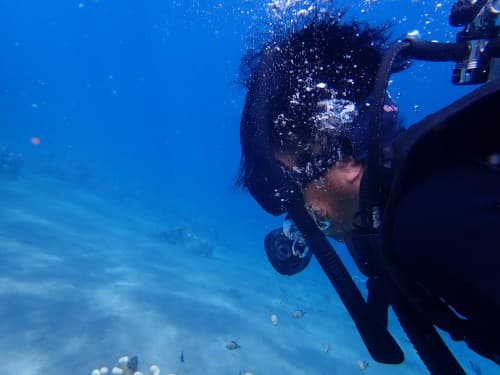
left=0, top=0, right=496, bottom=374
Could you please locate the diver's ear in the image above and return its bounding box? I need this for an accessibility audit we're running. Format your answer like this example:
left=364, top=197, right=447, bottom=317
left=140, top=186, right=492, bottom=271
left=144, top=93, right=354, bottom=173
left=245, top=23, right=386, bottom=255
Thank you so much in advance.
left=336, top=156, right=365, bottom=184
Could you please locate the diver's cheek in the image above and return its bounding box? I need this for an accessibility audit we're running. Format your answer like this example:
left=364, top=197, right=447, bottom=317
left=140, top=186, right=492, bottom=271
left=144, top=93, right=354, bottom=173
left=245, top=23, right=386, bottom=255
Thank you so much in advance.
left=322, top=198, right=355, bottom=241
left=303, top=187, right=324, bottom=212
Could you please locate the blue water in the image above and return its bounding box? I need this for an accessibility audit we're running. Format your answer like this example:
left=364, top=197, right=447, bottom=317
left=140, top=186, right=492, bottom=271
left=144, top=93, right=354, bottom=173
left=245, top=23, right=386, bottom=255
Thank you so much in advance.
left=0, top=1, right=495, bottom=374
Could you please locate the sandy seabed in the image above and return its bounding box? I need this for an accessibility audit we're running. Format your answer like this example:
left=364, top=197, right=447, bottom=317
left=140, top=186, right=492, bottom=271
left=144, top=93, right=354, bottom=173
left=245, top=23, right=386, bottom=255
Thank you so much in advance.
left=0, top=172, right=495, bottom=375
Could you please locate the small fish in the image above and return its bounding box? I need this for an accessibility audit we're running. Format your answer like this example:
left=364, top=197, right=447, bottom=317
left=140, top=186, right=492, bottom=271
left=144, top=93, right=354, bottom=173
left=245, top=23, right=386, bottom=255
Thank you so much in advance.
left=469, top=360, right=482, bottom=375
left=323, top=344, right=330, bottom=353
left=292, top=309, right=306, bottom=318
left=180, top=351, right=184, bottom=363
left=270, top=312, right=278, bottom=326
left=226, top=340, right=241, bottom=350
left=356, top=359, right=369, bottom=370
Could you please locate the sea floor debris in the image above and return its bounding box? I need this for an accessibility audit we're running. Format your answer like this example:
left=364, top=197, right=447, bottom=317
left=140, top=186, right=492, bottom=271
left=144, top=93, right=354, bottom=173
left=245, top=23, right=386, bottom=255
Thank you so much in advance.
left=91, top=355, right=160, bottom=375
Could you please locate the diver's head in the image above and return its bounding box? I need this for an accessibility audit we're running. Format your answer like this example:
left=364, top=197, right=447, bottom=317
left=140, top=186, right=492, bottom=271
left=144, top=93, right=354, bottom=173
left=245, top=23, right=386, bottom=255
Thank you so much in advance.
left=237, top=15, right=404, bottom=239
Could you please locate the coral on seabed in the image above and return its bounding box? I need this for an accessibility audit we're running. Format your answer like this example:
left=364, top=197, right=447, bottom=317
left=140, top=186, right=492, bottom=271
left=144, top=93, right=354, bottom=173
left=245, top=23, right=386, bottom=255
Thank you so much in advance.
left=154, top=226, right=215, bottom=258
left=0, top=146, right=23, bottom=178
left=40, top=157, right=95, bottom=186
left=92, top=355, right=161, bottom=375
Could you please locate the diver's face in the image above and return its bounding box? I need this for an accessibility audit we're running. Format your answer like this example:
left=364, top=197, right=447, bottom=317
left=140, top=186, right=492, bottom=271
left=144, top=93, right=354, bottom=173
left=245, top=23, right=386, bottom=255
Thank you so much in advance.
left=277, top=153, right=365, bottom=241
left=302, top=162, right=362, bottom=241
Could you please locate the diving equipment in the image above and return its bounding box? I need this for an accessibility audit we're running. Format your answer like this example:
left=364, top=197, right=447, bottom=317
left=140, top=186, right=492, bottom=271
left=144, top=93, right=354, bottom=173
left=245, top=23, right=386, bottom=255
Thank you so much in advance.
left=264, top=219, right=312, bottom=276
left=450, top=0, right=500, bottom=84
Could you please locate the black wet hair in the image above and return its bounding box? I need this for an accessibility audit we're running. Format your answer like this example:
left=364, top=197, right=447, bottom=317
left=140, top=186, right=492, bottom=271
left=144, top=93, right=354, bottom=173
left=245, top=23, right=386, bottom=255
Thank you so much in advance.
left=237, top=13, right=403, bottom=188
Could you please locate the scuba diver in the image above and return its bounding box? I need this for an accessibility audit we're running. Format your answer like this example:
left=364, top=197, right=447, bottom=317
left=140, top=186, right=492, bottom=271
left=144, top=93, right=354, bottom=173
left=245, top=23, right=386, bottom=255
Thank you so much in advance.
left=237, top=1, right=500, bottom=374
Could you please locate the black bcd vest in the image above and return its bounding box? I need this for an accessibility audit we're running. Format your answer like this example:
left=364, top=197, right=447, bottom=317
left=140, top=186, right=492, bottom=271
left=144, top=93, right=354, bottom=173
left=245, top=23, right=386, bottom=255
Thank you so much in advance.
left=345, top=78, right=500, bottom=372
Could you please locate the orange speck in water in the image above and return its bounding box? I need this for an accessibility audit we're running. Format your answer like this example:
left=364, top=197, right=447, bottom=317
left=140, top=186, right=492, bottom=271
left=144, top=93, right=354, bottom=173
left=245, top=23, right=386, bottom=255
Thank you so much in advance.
left=31, top=137, right=41, bottom=145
